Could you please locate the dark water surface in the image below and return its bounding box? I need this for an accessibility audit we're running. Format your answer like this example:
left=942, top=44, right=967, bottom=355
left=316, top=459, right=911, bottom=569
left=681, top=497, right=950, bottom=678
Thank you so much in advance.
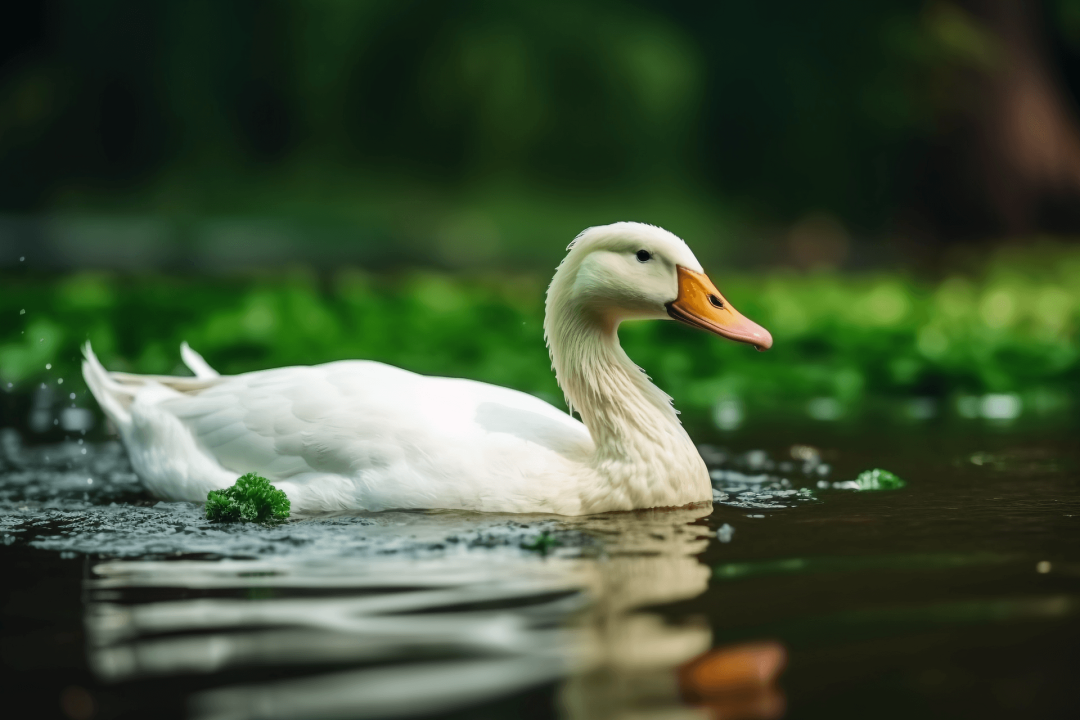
left=2, top=422, right=1078, bottom=720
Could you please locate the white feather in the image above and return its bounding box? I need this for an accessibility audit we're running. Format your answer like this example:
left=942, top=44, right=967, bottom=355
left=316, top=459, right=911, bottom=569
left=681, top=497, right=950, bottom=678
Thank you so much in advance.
left=180, top=341, right=220, bottom=379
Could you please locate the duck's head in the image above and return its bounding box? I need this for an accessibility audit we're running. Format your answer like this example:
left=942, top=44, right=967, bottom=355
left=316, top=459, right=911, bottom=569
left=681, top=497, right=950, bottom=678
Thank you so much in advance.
left=550, top=222, right=773, bottom=351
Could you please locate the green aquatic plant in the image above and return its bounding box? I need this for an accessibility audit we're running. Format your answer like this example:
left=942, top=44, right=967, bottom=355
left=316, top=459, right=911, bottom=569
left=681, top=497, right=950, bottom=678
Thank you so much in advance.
left=205, top=473, right=291, bottom=524
left=852, top=468, right=906, bottom=491
left=521, top=530, right=560, bottom=555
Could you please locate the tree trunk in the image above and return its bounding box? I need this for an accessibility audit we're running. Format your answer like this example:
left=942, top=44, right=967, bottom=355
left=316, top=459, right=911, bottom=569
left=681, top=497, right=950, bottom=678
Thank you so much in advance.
left=916, top=0, right=1080, bottom=239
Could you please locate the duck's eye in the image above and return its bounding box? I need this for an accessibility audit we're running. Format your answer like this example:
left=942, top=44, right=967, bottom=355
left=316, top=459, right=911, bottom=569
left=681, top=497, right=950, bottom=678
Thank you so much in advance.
left=636, top=250, right=651, bottom=262
left=708, top=294, right=724, bottom=309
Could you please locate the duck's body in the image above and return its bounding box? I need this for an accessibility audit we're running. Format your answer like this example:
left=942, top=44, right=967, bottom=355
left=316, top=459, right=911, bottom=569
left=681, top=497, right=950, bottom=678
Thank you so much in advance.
left=84, top=223, right=771, bottom=515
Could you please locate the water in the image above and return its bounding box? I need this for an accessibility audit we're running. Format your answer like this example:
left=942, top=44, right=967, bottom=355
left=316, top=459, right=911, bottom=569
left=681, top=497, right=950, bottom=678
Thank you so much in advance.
left=2, top=423, right=1079, bottom=720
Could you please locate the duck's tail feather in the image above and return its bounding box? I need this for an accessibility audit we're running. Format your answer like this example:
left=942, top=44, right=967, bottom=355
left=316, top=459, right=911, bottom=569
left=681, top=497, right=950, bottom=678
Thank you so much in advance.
left=81, top=342, right=135, bottom=431
left=180, top=342, right=220, bottom=379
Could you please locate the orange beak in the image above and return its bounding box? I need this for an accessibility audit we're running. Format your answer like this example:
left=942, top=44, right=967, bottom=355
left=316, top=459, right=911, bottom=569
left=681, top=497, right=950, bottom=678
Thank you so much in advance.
left=666, top=266, right=773, bottom=351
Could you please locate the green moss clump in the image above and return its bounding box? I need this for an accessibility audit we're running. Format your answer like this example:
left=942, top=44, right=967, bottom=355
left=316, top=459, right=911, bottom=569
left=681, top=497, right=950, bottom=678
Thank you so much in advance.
left=853, top=468, right=906, bottom=491
left=206, top=473, right=291, bottom=524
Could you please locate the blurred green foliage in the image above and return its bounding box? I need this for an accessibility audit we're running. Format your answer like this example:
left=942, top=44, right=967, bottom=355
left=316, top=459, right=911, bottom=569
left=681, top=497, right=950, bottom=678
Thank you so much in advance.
left=5, top=0, right=1069, bottom=233
left=3, top=244, right=1077, bottom=427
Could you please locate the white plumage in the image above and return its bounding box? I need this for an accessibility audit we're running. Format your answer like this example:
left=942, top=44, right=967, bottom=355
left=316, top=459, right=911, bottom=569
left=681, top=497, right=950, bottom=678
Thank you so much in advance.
left=83, top=222, right=772, bottom=515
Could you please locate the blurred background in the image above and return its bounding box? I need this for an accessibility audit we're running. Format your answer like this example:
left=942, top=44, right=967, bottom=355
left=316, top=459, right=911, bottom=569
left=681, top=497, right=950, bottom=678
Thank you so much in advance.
left=2, top=0, right=1080, bottom=434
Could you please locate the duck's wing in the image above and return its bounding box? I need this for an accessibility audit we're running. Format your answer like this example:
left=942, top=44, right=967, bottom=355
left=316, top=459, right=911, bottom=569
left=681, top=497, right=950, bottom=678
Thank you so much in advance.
left=152, top=360, right=591, bottom=511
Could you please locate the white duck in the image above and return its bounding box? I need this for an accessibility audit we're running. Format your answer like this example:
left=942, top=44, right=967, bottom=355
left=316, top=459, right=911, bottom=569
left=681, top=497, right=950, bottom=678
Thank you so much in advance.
left=82, top=222, right=772, bottom=515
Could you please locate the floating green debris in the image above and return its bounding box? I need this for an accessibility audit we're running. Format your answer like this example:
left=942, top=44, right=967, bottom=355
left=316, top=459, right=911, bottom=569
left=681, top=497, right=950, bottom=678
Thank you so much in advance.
left=852, top=468, right=906, bottom=491
left=713, top=552, right=1012, bottom=581
left=205, top=473, right=291, bottom=524
left=521, top=531, right=560, bottom=555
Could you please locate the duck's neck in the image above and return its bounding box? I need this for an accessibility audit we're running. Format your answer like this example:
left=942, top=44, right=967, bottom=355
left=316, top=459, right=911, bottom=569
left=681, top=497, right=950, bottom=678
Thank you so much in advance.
left=545, top=303, right=710, bottom=511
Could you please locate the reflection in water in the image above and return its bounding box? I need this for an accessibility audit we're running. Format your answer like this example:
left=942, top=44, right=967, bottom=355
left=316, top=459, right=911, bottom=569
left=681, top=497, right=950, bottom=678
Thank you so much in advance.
left=82, top=506, right=785, bottom=719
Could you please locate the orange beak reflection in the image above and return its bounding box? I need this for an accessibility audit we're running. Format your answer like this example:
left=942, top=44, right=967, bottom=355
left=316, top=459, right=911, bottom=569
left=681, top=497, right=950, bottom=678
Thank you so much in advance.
left=667, top=266, right=773, bottom=351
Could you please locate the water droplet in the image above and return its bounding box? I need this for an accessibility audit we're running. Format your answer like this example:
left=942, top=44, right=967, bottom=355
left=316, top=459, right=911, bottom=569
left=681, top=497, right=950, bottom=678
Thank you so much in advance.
left=87, top=478, right=93, bottom=485
left=1037, top=561, right=1051, bottom=574
left=19, top=256, right=25, bottom=262
left=713, top=397, right=744, bottom=431
left=981, top=394, right=1022, bottom=421
left=19, top=309, right=25, bottom=315
left=45, top=363, right=51, bottom=370
left=57, top=378, right=63, bottom=384
left=716, top=524, right=735, bottom=543
left=70, top=393, right=76, bottom=400
left=807, top=397, right=843, bottom=421
left=790, top=445, right=821, bottom=463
